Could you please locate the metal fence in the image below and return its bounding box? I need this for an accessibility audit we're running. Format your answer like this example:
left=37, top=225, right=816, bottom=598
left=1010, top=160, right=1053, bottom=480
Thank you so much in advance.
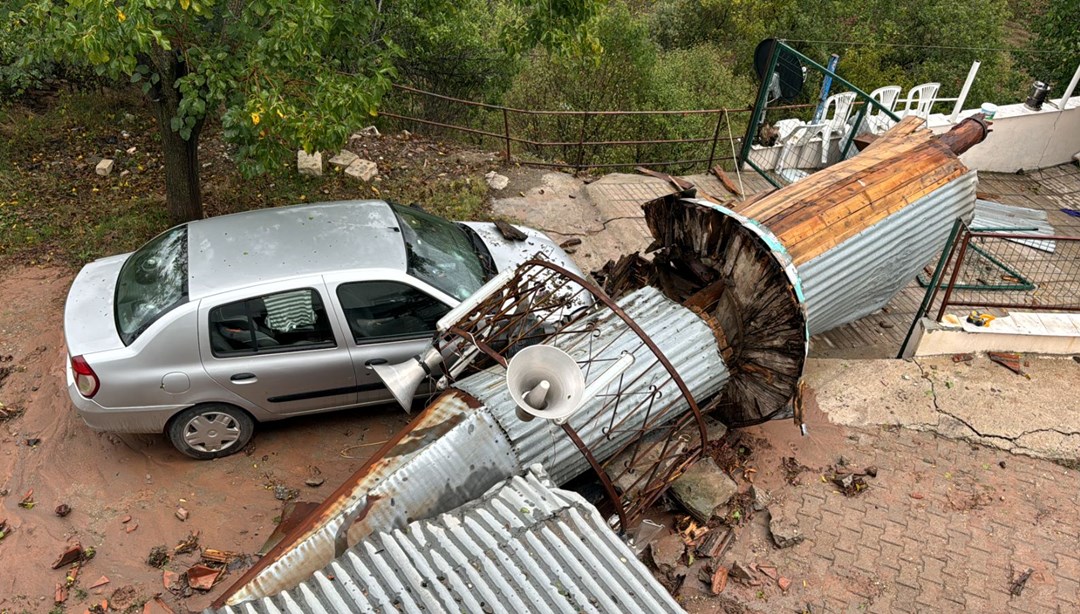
left=899, top=220, right=1080, bottom=356
left=381, top=83, right=814, bottom=173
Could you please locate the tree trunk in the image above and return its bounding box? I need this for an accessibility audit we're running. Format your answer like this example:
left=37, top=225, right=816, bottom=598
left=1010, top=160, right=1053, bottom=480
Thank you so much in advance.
left=151, top=51, right=204, bottom=223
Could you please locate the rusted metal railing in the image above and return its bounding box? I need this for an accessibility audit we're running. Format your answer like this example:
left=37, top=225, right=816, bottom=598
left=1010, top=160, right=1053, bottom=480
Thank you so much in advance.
left=382, top=83, right=816, bottom=172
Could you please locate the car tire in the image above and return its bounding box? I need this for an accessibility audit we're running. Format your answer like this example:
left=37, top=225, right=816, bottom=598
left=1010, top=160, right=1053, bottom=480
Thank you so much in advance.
left=167, top=404, right=254, bottom=460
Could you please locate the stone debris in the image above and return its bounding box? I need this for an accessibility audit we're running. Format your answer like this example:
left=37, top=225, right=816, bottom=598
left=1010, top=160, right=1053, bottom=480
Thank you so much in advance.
left=649, top=533, right=686, bottom=576
left=296, top=150, right=326, bottom=176
left=51, top=542, right=83, bottom=569
left=669, top=457, right=738, bottom=523
left=95, top=158, right=114, bottom=176
left=750, top=484, right=769, bottom=512
left=768, top=504, right=804, bottom=549
left=729, top=561, right=755, bottom=582
left=175, top=506, right=189, bottom=521
left=345, top=158, right=378, bottom=182
left=329, top=149, right=360, bottom=169
left=778, top=576, right=792, bottom=591
left=485, top=171, right=510, bottom=190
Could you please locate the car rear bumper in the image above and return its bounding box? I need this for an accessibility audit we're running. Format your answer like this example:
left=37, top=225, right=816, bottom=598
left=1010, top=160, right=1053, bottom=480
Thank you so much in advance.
left=66, top=372, right=183, bottom=434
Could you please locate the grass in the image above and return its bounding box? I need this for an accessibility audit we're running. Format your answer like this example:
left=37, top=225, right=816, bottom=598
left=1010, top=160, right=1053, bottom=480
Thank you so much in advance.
left=0, top=88, right=496, bottom=270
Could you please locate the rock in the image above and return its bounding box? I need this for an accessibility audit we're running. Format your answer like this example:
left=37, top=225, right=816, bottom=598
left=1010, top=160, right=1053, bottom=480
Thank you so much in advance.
left=485, top=171, right=510, bottom=190
left=344, top=158, right=378, bottom=182
left=305, top=477, right=325, bottom=488
left=669, top=457, right=738, bottom=523
left=329, top=149, right=359, bottom=169
left=703, top=415, right=728, bottom=443
left=54, top=504, right=71, bottom=517
left=559, top=238, right=583, bottom=248
left=175, top=506, right=189, bottom=521
left=296, top=150, right=326, bottom=176
left=649, top=533, right=685, bottom=575
left=730, top=561, right=755, bottom=582
left=768, top=505, right=804, bottom=548
left=750, top=485, right=769, bottom=512
left=274, top=485, right=299, bottom=501
left=95, top=159, right=115, bottom=176
left=778, top=576, right=792, bottom=591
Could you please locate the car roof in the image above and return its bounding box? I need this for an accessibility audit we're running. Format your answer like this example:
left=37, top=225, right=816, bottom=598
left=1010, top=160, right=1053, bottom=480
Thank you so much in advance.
left=186, top=200, right=406, bottom=300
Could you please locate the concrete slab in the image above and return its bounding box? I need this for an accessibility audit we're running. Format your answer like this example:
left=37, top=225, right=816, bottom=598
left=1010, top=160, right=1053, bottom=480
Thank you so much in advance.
left=806, top=354, right=1080, bottom=462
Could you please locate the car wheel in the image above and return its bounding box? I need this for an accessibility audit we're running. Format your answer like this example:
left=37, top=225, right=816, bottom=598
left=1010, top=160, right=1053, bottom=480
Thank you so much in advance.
left=167, top=404, right=254, bottom=460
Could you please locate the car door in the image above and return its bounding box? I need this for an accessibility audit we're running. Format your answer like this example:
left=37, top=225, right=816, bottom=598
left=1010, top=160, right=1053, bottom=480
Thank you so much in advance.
left=324, top=272, right=455, bottom=406
left=198, top=279, right=359, bottom=416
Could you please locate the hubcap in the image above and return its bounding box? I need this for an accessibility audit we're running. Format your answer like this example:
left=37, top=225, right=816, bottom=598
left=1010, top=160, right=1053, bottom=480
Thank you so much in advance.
left=183, top=412, right=242, bottom=452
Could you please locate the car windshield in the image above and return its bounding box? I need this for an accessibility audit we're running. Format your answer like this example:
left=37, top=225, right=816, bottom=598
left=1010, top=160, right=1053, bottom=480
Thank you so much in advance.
left=114, top=225, right=189, bottom=345
left=392, top=204, right=487, bottom=301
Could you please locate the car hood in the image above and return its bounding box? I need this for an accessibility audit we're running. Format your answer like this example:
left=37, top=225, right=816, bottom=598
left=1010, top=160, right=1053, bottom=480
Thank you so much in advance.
left=459, top=222, right=580, bottom=276
left=460, top=221, right=594, bottom=317
left=64, top=254, right=129, bottom=356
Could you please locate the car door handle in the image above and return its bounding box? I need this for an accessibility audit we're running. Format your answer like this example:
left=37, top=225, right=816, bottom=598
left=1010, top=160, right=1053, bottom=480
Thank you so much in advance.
left=230, top=372, right=258, bottom=383
left=364, top=358, right=388, bottom=367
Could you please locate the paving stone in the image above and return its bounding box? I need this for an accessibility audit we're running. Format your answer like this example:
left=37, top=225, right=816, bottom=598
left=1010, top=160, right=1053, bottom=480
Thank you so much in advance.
left=669, top=457, right=737, bottom=523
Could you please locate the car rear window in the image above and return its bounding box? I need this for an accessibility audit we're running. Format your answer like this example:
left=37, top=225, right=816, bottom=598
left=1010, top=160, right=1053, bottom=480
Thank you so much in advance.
left=115, top=225, right=189, bottom=345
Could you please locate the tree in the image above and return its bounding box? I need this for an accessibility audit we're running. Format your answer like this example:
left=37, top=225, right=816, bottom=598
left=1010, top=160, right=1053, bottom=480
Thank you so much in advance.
left=8, top=0, right=599, bottom=223
left=1026, top=0, right=1080, bottom=95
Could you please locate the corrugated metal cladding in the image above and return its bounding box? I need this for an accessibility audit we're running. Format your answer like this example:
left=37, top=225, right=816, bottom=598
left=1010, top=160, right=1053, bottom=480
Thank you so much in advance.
left=210, top=466, right=682, bottom=614
left=225, top=286, right=721, bottom=605
left=226, top=393, right=521, bottom=606
left=971, top=199, right=1056, bottom=252
left=798, top=171, right=978, bottom=335
left=457, top=285, right=729, bottom=485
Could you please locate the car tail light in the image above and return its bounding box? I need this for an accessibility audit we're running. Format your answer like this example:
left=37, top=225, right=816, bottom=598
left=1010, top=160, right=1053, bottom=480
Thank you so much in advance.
left=70, top=355, right=100, bottom=398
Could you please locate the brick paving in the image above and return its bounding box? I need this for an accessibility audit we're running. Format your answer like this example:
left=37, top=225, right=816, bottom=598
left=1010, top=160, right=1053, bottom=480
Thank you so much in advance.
left=679, top=422, right=1080, bottom=613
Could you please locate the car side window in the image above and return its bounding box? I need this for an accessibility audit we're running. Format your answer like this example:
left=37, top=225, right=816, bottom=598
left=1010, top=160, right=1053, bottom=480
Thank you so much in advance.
left=336, top=281, right=450, bottom=343
left=209, top=288, right=336, bottom=357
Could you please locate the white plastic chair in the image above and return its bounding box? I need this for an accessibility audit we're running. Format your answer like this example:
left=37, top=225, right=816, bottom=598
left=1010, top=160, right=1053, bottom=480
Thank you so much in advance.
left=773, top=118, right=805, bottom=142
left=902, top=82, right=940, bottom=120
left=775, top=124, right=821, bottom=184
left=864, top=85, right=902, bottom=135
left=818, top=92, right=857, bottom=164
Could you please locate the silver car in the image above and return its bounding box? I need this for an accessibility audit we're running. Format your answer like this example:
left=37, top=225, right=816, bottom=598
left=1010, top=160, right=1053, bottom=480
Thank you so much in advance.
left=63, top=200, right=587, bottom=459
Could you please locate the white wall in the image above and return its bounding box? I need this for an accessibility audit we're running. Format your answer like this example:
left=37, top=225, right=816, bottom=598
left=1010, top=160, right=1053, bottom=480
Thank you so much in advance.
left=929, top=96, right=1080, bottom=173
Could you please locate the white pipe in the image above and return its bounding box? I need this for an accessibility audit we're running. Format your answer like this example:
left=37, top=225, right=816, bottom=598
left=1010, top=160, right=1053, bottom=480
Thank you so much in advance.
left=951, top=60, right=981, bottom=123
left=1058, top=63, right=1080, bottom=110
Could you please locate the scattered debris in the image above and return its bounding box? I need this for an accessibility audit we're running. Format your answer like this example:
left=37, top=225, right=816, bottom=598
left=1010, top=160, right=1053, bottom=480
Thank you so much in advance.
left=494, top=219, right=527, bottom=241
left=304, top=476, right=325, bottom=488
left=147, top=545, right=170, bottom=568
left=296, top=150, right=325, bottom=176
left=18, top=489, right=34, bottom=509
left=729, top=561, right=755, bottom=583
left=202, top=548, right=240, bottom=564
left=273, top=485, right=299, bottom=501
left=1010, top=567, right=1034, bottom=596
left=910, top=492, right=925, bottom=500
left=95, top=158, right=114, bottom=176
left=54, top=503, right=71, bottom=517
left=25, top=437, right=41, bottom=446
left=0, top=518, right=9, bottom=540
left=51, top=542, right=84, bottom=569
left=781, top=457, right=810, bottom=485
left=829, top=469, right=870, bottom=497
left=711, top=165, right=741, bottom=197
left=758, top=565, right=778, bottom=580
left=174, top=531, right=200, bottom=555
left=54, top=582, right=67, bottom=603
left=696, top=527, right=733, bottom=559
left=344, top=158, right=378, bottom=182
left=952, top=353, right=975, bottom=363
left=328, top=149, right=360, bottom=169
left=142, top=595, right=175, bottom=613
left=121, top=515, right=132, bottom=524
left=90, top=575, right=110, bottom=589
left=126, top=522, right=139, bottom=533
left=163, top=570, right=180, bottom=590
left=750, top=485, right=769, bottom=512
left=768, top=506, right=804, bottom=549
left=187, top=564, right=223, bottom=591
left=988, top=352, right=1030, bottom=378
left=560, top=237, right=583, bottom=249
left=108, top=585, right=139, bottom=611
left=711, top=566, right=730, bottom=595
left=649, top=533, right=686, bottom=576
left=778, top=576, right=792, bottom=591
left=484, top=171, right=509, bottom=190
left=669, top=457, right=738, bottom=523
left=175, top=506, right=189, bottom=521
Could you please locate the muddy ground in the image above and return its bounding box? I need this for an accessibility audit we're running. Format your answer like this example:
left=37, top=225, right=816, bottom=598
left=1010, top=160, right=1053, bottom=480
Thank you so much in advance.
left=0, top=265, right=411, bottom=613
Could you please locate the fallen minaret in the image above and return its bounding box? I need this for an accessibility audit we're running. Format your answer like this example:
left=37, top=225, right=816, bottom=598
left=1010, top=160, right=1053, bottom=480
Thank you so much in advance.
left=215, top=115, right=987, bottom=607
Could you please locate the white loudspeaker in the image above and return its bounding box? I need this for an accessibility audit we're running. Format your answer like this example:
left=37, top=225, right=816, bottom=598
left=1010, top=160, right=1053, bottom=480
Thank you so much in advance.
left=372, top=346, right=444, bottom=413
left=506, top=346, right=635, bottom=423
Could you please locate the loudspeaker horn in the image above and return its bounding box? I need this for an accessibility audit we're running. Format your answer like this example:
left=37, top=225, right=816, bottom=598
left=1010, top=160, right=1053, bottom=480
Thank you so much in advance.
left=506, top=346, right=635, bottom=424
left=372, top=345, right=444, bottom=413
